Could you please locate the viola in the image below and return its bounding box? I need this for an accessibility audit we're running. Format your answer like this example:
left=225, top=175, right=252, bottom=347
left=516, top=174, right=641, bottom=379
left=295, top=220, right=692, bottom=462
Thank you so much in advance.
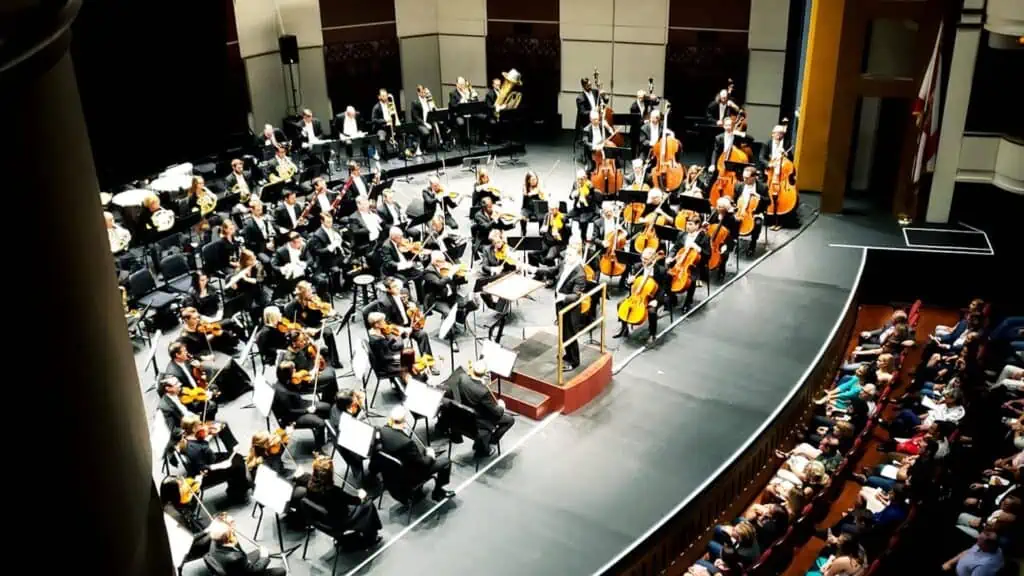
left=180, top=385, right=211, bottom=405
left=268, top=428, right=290, bottom=455
left=380, top=322, right=404, bottom=338
left=616, top=252, right=665, bottom=326
left=291, top=370, right=314, bottom=385
left=177, top=476, right=202, bottom=505
left=668, top=244, right=701, bottom=293
left=191, top=362, right=209, bottom=389
left=306, top=344, right=327, bottom=371
left=305, top=296, right=333, bottom=315
left=407, top=303, right=426, bottom=331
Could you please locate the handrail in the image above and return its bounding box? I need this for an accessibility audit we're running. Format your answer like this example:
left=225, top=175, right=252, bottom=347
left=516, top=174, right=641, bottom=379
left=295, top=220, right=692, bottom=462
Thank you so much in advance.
left=592, top=248, right=867, bottom=576
left=556, top=282, right=607, bottom=386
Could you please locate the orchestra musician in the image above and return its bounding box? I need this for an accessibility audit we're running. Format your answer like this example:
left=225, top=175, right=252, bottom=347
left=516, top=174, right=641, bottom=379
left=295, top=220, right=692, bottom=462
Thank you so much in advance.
left=708, top=116, right=741, bottom=177
left=104, top=211, right=131, bottom=254
left=471, top=197, right=515, bottom=256
left=271, top=145, right=298, bottom=179
left=157, top=375, right=225, bottom=432
left=472, top=167, right=503, bottom=212
left=440, top=359, right=515, bottom=457
left=410, top=85, right=433, bottom=156
left=256, top=123, right=287, bottom=154
left=282, top=280, right=341, bottom=366
left=375, top=405, right=455, bottom=502
left=376, top=276, right=438, bottom=374
left=575, top=76, right=600, bottom=133
left=534, top=204, right=569, bottom=267
left=225, top=251, right=266, bottom=317
left=682, top=165, right=706, bottom=200
left=614, top=247, right=668, bottom=344
left=254, top=306, right=288, bottom=361
left=137, top=193, right=166, bottom=239
left=205, top=516, right=286, bottom=576
left=370, top=88, right=397, bottom=160
left=418, top=213, right=467, bottom=260
left=179, top=306, right=243, bottom=355
left=631, top=89, right=650, bottom=120
left=379, top=227, right=425, bottom=298
left=484, top=77, right=502, bottom=143
left=641, top=110, right=680, bottom=162
left=625, top=157, right=649, bottom=188
left=378, top=187, right=406, bottom=229
left=366, top=311, right=425, bottom=387
left=733, top=166, right=767, bottom=256
left=299, top=108, right=324, bottom=150
left=707, top=197, right=741, bottom=282
left=568, top=168, right=600, bottom=233
left=674, top=214, right=710, bottom=312
left=187, top=272, right=220, bottom=319
left=305, top=455, right=383, bottom=548
left=342, top=161, right=371, bottom=203
left=338, top=105, right=373, bottom=160
left=245, top=429, right=310, bottom=510
left=422, top=250, right=478, bottom=336
left=205, top=220, right=241, bottom=276
left=759, top=124, right=790, bottom=169
left=242, top=198, right=275, bottom=265
left=308, top=177, right=339, bottom=223
left=271, top=232, right=309, bottom=295
left=707, top=89, right=740, bottom=126
left=159, top=476, right=212, bottom=564
left=591, top=203, right=623, bottom=248
left=273, top=189, right=304, bottom=235
left=272, top=360, right=330, bottom=447
left=423, top=175, right=459, bottom=229
left=643, top=188, right=677, bottom=223
left=582, top=110, right=615, bottom=172
left=177, top=415, right=250, bottom=502
left=346, top=197, right=384, bottom=247
left=474, top=230, right=521, bottom=312
left=520, top=170, right=545, bottom=236
left=225, top=158, right=255, bottom=200
left=165, top=341, right=214, bottom=393
left=449, top=76, right=480, bottom=146
left=184, top=176, right=218, bottom=222
left=552, top=245, right=587, bottom=371
left=330, top=389, right=369, bottom=476
left=305, top=213, right=346, bottom=292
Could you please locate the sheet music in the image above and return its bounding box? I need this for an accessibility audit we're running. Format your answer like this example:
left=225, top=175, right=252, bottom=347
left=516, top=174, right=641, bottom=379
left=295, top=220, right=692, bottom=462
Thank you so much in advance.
left=481, top=340, right=517, bottom=378
left=253, top=376, right=274, bottom=419
left=404, top=379, right=445, bottom=420
left=253, top=464, right=292, bottom=515
left=336, top=413, right=375, bottom=459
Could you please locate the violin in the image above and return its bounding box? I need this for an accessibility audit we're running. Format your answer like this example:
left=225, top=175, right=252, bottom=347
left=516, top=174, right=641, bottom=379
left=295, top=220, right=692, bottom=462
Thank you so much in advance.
left=180, top=385, right=212, bottom=405
left=616, top=252, right=665, bottom=326
left=191, top=361, right=209, bottom=389
left=276, top=317, right=303, bottom=334
left=306, top=343, right=328, bottom=371
left=304, top=295, right=334, bottom=315
left=398, top=238, right=423, bottom=255
left=380, top=322, right=404, bottom=338
left=668, top=244, right=701, bottom=293
left=407, top=302, right=426, bottom=331
left=268, top=428, right=290, bottom=455
left=177, top=476, right=202, bottom=505
left=437, top=261, right=468, bottom=278
left=198, top=321, right=223, bottom=337
left=412, top=353, right=435, bottom=376
left=291, top=369, right=314, bottom=385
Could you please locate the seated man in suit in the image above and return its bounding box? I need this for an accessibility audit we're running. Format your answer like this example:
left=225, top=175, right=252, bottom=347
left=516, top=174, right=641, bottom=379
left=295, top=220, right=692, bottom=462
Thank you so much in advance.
left=273, top=190, right=304, bottom=236
left=470, top=197, right=514, bottom=258
left=224, top=158, right=255, bottom=200
left=422, top=251, right=478, bottom=339
left=205, top=516, right=286, bottom=576
left=271, top=361, right=330, bottom=448
left=271, top=231, right=310, bottom=297
left=242, top=199, right=275, bottom=266
left=378, top=227, right=426, bottom=300
left=305, top=212, right=346, bottom=292
left=156, top=375, right=222, bottom=431
left=375, top=276, right=437, bottom=374
left=375, top=406, right=455, bottom=502
left=330, top=389, right=371, bottom=477
left=346, top=196, right=384, bottom=251
left=441, top=360, right=514, bottom=457
left=255, top=123, right=287, bottom=156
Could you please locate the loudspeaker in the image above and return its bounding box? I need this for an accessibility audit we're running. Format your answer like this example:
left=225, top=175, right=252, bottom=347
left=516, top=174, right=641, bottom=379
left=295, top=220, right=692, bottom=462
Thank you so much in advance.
left=279, top=35, right=299, bottom=64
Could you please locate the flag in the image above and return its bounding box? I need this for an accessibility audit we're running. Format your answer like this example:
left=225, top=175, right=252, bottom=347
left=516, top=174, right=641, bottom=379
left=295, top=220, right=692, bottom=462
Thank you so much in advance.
left=912, top=22, right=943, bottom=185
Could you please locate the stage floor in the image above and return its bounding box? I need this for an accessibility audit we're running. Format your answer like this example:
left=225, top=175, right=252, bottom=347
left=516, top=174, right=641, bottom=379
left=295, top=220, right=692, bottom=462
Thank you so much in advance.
left=134, top=141, right=838, bottom=576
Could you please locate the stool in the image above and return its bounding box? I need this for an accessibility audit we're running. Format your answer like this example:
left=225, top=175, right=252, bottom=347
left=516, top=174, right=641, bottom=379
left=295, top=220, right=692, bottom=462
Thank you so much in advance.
left=353, top=274, right=376, bottom=307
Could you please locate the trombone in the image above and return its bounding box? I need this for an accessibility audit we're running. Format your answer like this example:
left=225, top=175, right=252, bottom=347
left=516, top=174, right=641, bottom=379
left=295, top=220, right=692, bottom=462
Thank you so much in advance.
left=384, top=93, right=401, bottom=149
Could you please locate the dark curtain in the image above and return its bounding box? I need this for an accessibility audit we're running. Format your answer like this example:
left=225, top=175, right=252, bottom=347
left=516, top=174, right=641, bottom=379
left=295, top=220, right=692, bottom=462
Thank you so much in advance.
left=322, top=28, right=402, bottom=119
left=665, top=30, right=750, bottom=119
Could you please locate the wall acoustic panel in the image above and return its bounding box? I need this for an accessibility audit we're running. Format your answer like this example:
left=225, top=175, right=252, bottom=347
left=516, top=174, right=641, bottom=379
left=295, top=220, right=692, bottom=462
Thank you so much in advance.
left=669, top=0, right=751, bottom=31
left=561, top=0, right=614, bottom=41
left=439, top=0, right=487, bottom=36
left=612, top=43, right=665, bottom=97
left=743, top=103, right=780, bottom=141
left=400, top=35, right=442, bottom=113
left=235, top=0, right=283, bottom=57
left=246, top=52, right=289, bottom=125
left=440, top=35, right=488, bottom=89
left=748, top=0, right=789, bottom=51
left=613, top=0, right=668, bottom=44
left=745, top=49, right=785, bottom=106
left=561, top=40, right=613, bottom=93
left=297, top=47, right=334, bottom=120
left=395, top=0, right=439, bottom=37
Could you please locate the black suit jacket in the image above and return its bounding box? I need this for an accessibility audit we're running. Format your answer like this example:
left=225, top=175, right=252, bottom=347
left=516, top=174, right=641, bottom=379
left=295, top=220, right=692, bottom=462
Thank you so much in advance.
left=470, top=210, right=512, bottom=244
left=375, top=295, right=411, bottom=328
left=206, top=542, right=272, bottom=575
left=157, top=394, right=187, bottom=439
left=378, top=202, right=404, bottom=228
left=242, top=217, right=274, bottom=254
left=626, top=261, right=669, bottom=297
left=299, top=119, right=323, bottom=144
left=711, top=133, right=749, bottom=168
left=273, top=202, right=303, bottom=233
left=706, top=100, right=737, bottom=122
left=421, top=188, right=456, bottom=220
left=732, top=180, right=769, bottom=214
left=378, top=240, right=408, bottom=277
left=164, top=360, right=198, bottom=389
left=448, top=88, right=476, bottom=107
left=576, top=90, right=599, bottom=118
left=445, top=371, right=504, bottom=431
left=421, top=265, right=465, bottom=310
left=758, top=137, right=789, bottom=168
left=708, top=211, right=741, bottom=251
left=485, top=89, right=498, bottom=112
left=377, top=425, right=433, bottom=480
left=271, top=244, right=310, bottom=276
left=255, top=128, right=287, bottom=150
left=371, top=102, right=388, bottom=130
left=411, top=99, right=429, bottom=126
left=368, top=332, right=403, bottom=374
left=224, top=171, right=255, bottom=193
left=271, top=382, right=308, bottom=426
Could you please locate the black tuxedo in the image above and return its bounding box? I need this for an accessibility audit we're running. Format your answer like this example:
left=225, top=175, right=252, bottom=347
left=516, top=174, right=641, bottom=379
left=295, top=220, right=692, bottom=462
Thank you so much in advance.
left=378, top=201, right=405, bottom=228
left=242, top=216, right=275, bottom=259
left=707, top=210, right=741, bottom=278
left=553, top=262, right=587, bottom=367
left=711, top=133, right=749, bottom=171
left=443, top=370, right=515, bottom=455
left=224, top=171, right=255, bottom=194
left=674, top=229, right=711, bottom=308
left=731, top=180, right=767, bottom=253
left=470, top=209, right=513, bottom=248
left=345, top=210, right=383, bottom=249
left=306, top=190, right=339, bottom=222
left=272, top=381, right=328, bottom=445
left=421, top=188, right=458, bottom=229
left=305, top=226, right=344, bottom=272
left=575, top=90, right=600, bottom=129
left=706, top=100, right=737, bottom=123
left=410, top=98, right=433, bottom=149
left=273, top=202, right=303, bottom=234
left=298, top=119, right=323, bottom=145
left=618, top=261, right=670, bottom=337
left=370, top=101, right=394, bottom=159
left=375, top=425, right=452, bottom=493
left=204, top=237, right=240, bottom=276
left=448, top=88, right=477, bottom=107
left=205, top=542, right=284, bottom=576
left=368, top=332, right=404, bottom=375
left=759, top=137, right=789, bottom=169
left=255, top=128, right=287, bottom=152
left=375, top=294, right=432, bottom=356
left=421, top=264, right=474, bottom=322
left=629, top=100, right=647, bottom=118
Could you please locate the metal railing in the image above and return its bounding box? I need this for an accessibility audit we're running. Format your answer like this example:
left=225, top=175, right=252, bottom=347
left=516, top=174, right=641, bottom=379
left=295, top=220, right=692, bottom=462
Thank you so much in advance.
left=556, top=282, right=608, bottom=386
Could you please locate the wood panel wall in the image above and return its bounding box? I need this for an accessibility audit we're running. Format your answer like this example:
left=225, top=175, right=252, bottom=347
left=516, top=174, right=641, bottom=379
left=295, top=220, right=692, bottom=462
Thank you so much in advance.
left=319, top=1, right=402, bottom=116
left=486, top=0, right=561, bottom=122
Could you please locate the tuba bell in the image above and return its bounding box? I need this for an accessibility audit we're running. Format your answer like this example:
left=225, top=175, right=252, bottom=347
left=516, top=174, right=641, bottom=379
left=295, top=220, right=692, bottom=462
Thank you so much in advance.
left=495, top=69, right=523, bottom=118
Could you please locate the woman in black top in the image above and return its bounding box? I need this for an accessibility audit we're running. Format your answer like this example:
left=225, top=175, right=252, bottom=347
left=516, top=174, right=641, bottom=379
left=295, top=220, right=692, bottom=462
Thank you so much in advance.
left=159, top=476, right=212, bottom=563
left=306, top=455, right=382, bottom=548
left=178, top=415, right=249, bottom=502
left=188, top=273, right=221, bottom=318
left=245, top=430, right=309, bottom=510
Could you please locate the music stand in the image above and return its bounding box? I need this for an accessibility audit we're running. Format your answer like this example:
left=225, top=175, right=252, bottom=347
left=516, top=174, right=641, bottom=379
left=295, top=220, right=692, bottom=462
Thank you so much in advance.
left=481, top=273, right=545, bottom=342
left=724, top=160, right=755, bottom=177
left=404, top=379, right=444, bottom=442
left=393, top=124, right=419, bottom=183
left=260, top=180, right=287, bottom=205
left=333, top=412, right=375, bottom=482
left=368, top=177, right=394, bottom=205
left=614, top=249, right=643, bottom=269
left=438, top=304, right=460, bottom=369
left=677, top=195, right=711, bottom=217
left=454, top=101, right=488, bottom=151
left=503, top=235, right=545, bottom=254
left=252, top=465, right=300, bottom=572
left=496, top=107, right=524, bottom=167
left=617, top=188, right=649, bottom=207
left=480, top=339, right=517, bottom=398
left=426, top=108, right=450, bottom=159
left=600, top=144, right=631, bottom=182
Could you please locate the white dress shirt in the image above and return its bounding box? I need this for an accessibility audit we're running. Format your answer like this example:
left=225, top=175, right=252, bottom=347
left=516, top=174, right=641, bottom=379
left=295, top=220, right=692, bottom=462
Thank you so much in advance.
left=391, top=294, right=409, bottom=324
left=718, top=103, right=727, bottom=121
left=353, top=176, right=367, bottom=197
left=554, top=264, right=578, bottom=303
left=771, top=139, right=784, bottom=161
left=285, top=204, right=299, bottom=228
left=590, top=125, right=603, bottom=149
left=419, top=98, right=430, bottom=126
left=303, top=121, right=320, bottom=144
left=317, top=193, right=332, bottom=213
left=287, top=245, right=302, bottom=264
left=585, top=91, right=596, bottom=110
left=360, top=211, right=382, bottom=241
left=175, top=361, right=197, bottom=388
left=343, top=116, right=360, bottom=137
left=649, top=124, right=661, bottom=145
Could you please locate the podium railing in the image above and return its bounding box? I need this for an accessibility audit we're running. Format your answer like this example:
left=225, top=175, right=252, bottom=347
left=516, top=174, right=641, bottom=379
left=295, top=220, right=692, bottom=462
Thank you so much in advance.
left=556, top=283, right=608, bottom=386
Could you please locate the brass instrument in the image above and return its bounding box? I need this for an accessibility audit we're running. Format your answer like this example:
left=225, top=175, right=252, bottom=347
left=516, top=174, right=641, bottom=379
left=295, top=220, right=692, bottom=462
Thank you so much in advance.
left=151, top=208, right=176, bottom=232
left=120, top=286, right=139, bottom=319
left=196, top=190, right=217, bottom=217
left=268, top=160, right=297, bottom=184
left=494, top=69, right=523, bottom=118
left=383, top=93, right=401, bottom=149
left=467, top=81, right=478, bottom=100
left=230, top=179, right=251, bottom=203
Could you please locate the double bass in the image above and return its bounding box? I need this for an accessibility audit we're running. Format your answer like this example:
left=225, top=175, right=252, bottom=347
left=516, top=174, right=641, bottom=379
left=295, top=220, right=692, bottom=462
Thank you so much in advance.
left=593, top=68, right=625, bottom=148
left=649, top=102, right=683, bottom=192
left=765, top=145, right=798, bottom=218
left=708, top=124, right=749, bottom=206
left=616, top=252, right=665, bottom=326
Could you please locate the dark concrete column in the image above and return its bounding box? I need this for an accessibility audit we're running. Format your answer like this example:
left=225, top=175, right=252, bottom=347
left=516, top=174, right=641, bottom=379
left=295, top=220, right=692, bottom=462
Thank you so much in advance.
left=2, top=2, right=174, bottom=574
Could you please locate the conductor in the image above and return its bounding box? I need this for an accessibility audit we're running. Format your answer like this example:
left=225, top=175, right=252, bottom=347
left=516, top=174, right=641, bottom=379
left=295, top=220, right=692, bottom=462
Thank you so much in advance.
left=553, top=244, right=587, bottom=371
left=442, top=360, right=515, bottom=458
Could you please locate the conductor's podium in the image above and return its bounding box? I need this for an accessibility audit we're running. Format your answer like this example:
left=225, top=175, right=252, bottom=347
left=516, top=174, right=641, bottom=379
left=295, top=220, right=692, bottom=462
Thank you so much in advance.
left=493, top=331, right=612, bottom=420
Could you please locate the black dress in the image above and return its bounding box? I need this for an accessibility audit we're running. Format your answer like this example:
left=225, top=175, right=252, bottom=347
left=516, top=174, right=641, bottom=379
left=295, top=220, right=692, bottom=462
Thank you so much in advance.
left=306, top=485, right=382, bottom=543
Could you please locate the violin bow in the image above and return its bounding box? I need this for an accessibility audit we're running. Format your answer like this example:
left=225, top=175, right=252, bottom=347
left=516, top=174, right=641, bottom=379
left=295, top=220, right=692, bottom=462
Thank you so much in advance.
left=200, top=362, right=231, bottom=422
left=309, top=329, right=327, bottom=407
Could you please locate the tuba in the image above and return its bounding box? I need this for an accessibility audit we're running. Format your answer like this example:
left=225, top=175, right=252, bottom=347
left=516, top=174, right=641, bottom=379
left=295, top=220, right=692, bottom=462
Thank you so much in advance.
left=495, top=69, right=523, bottom=118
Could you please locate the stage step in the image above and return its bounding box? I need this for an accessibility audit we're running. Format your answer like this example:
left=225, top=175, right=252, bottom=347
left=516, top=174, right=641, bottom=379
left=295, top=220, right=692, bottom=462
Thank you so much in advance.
left=497, top=379, right=553, bottom=421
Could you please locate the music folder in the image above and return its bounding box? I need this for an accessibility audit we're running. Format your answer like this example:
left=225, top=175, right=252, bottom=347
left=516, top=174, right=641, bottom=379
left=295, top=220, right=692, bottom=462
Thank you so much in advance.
left=504, top=235, right=545, bottom=252
left=617, top=189, right=649, bottom=205
left=676, top=195, right=711, bottom=215
left=454, top=101, right=488, bottom=116
left=724, top=160, right=755, bottom=175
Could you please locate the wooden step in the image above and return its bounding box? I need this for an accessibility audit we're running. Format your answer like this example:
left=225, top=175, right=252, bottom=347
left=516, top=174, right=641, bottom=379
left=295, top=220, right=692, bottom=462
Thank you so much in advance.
left=497, top=379, right=553, bottom=421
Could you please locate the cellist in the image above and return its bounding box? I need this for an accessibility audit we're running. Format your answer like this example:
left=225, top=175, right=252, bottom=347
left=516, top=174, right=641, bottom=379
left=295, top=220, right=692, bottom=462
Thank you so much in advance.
left=708, top=116, right=740, bottom=179
left=733, top=166, right=767, bottom=256
left=582, top=110, right=614, bottom=173
left=625, top=158, right=649, bottom=188
left=613, top=247, right=668, bottom=345
left=669, top=215, right=710, bottom=313
left=707, top=197, right=740, bottom=282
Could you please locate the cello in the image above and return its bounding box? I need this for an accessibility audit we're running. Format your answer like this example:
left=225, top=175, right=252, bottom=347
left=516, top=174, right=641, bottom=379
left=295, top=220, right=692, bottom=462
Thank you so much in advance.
left=765, top=144, right=798, bottom=218
left=650, top=102, right=684, bottom=192
left=617, top=251, right=665, bottom=326
left=621, top=159, right=651, bottom=225
left=633, top=198, right=671, bottom=253
left=668, top=243, right=701, bottom=293
left=706, top=221, right=730, bottom=271
left=737, top=191, right=761, bottom=237
left=598, top=218, right=628, bottom=278
left=593, top=68, right=626, bottom=148
left=708, top=118, right=749, bottom=206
